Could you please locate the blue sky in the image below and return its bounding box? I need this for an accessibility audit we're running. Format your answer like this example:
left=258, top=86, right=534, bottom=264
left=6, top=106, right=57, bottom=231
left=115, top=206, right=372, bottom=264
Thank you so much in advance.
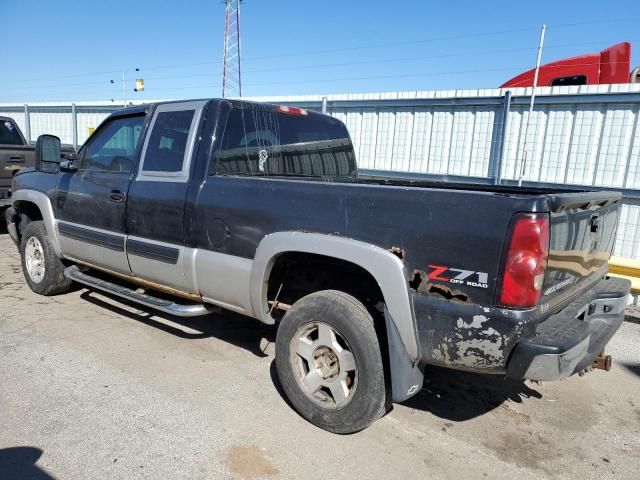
left=1, top=0, right=639, bottom=102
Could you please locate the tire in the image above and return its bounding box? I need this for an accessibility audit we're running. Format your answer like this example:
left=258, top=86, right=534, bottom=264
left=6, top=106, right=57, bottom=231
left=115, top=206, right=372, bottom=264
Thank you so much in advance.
left=20, top=220, right=72, bottom=296
left=275, top=290, right=387, bottom=434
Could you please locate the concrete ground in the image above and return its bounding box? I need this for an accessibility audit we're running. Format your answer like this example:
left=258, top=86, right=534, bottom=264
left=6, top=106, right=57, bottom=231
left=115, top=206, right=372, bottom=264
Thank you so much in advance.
left=1, top=232, right=639, bottom=480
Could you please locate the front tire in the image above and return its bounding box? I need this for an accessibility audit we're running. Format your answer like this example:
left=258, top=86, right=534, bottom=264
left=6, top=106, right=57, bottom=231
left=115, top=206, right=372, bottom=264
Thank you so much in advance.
left=275, top=290, right=387, bottom=434
left=20, top=221, right=72, bottom=296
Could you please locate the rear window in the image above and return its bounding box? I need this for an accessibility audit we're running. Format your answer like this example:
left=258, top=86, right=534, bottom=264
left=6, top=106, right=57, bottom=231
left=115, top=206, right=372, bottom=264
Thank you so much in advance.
left=213, top=104, right=356, bottom=177
left=0, top=119, right=23, bottom=145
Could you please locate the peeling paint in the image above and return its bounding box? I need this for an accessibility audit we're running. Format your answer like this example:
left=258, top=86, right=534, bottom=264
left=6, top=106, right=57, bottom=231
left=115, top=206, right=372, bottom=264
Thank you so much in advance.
left=414, top=296, right=521, bottom=372
left=457, top=314, right=489, bottom=329
left=454, top=327, right=504, bottom=367
left=442, top=315, right=506, bottom=368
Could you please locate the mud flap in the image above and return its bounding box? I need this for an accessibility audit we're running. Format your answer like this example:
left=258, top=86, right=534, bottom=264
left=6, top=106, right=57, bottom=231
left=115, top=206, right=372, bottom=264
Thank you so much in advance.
left=5, top=207, right=19, bottom=246
left=385, top=308, right=424, bottom=402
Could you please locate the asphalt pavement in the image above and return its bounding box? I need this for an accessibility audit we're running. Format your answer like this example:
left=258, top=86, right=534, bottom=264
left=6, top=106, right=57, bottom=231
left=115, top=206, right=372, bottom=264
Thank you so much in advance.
left=1, top=233, right=639, bottom=479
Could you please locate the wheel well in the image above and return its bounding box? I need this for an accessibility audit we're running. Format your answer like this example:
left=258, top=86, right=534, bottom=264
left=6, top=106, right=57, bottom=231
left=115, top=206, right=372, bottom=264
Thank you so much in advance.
left=15, top=201, right=43, bottom=222
left=267, top=252, right=393, bottom=403
left=14, top=200, right=43, bottom=237
left=266, top=252, right=385, bottom=322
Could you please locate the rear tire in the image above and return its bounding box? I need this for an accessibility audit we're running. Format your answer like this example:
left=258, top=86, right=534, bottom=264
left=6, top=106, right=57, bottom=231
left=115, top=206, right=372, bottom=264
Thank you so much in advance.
left=275, top=290, right=387, bottom=434
left=20, top=221, right=72, bottom=296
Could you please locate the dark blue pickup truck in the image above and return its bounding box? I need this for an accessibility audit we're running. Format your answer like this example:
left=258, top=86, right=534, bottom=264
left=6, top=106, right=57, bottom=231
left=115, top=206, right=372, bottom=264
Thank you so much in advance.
left=5, top=99, right=630, bottom=433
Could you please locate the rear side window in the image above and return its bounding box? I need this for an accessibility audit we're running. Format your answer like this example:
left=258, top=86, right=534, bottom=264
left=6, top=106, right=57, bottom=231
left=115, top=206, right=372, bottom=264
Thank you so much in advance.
left=0, top=119, right=24, bottom=145
left=142, top=110, right=195, bottom=173
left=214, top=104, right=356, bottom=177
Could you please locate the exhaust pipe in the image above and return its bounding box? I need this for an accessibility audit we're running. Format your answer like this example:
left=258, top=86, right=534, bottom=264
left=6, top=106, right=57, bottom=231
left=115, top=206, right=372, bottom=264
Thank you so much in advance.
left=593, top=353, right=612, bottom=371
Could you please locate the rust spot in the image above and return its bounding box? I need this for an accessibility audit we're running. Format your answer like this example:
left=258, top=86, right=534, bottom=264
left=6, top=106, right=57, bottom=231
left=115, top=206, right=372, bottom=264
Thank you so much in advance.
left=409, top=270, right=423, bottom=290
left=427, top=284, right=469, bottom=303
left=388, top=246, right=404, bottom=260
left=410, top=269, right=469, bottom=302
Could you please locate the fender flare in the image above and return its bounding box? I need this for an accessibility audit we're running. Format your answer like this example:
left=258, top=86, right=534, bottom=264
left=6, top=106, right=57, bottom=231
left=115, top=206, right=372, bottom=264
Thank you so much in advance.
left=12, top=189, right=62, bottom=257
left=250, top=231, right=419, bottom=361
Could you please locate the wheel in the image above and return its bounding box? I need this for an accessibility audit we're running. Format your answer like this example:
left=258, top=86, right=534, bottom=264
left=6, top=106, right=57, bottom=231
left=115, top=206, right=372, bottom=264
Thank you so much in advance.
left=20, top=220, right=72, bottom=296
left=275, top=290, right=387, bottom=434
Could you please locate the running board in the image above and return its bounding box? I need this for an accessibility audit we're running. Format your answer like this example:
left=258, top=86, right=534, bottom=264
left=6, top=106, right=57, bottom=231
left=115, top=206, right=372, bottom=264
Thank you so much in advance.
left=64, top=265, right=214, bottom=317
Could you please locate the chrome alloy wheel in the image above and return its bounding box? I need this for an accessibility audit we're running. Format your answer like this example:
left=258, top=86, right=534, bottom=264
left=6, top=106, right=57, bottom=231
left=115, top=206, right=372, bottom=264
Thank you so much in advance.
left=290, top=322, right=358, bottom=409
left=25, top=236, right=46, bottom=284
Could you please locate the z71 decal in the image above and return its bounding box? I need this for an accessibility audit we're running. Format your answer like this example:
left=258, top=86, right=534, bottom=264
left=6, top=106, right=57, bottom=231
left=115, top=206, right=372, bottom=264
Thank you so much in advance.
left=427, top=265, right=489, bottom=289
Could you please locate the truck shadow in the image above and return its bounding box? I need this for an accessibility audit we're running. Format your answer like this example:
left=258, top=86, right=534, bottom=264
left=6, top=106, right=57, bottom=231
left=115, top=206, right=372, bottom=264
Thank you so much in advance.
left=400, top=366, right=542, bottom=421
left=0, top=447, right=55, bottom=480
left=268, top=360, right=541, bottom=423
left=621, top=363, right=640, bottom=377
left=79, top=291, right=275, bottom=359
left=78, top=289, right=542, bottom=423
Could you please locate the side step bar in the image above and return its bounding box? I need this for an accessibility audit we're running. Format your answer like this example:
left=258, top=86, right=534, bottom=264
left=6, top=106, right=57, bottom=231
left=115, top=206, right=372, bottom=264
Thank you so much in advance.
left=64, top=265, right=214, bottom=317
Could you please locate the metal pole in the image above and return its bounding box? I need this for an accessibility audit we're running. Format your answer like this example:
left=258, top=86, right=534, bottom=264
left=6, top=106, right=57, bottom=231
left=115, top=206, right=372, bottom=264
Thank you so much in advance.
left=236, top=1, right=242, bottom=97
left=493, top=90, right=512, bottom=184
left=518, top=24, right=546, bottom=186
left=71, top=103, right=78, bottom=151
left=122, top=69, right=127, bottom=107
left=23, top=104, right=31, bottom=143
left=222, top=1, right=230, bottom=98
left=321, top=96, right=328, bottom=114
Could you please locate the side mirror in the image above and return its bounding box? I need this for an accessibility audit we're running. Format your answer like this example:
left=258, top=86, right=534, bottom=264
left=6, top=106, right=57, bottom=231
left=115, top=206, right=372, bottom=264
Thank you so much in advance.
left=60, top=150, right=78, bottom=172
left=34, top=134, right=61, bottom=173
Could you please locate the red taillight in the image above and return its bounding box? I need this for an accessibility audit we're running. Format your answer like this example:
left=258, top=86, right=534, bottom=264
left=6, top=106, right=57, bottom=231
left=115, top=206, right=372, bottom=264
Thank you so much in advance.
left=276, top=105, right=308, bottom=116
left=498, top=213, right=550, bottom=308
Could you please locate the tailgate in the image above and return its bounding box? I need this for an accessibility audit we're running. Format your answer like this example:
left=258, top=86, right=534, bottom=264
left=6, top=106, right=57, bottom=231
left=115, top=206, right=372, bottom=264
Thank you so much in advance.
left=542, top=191, right=621, bottom=302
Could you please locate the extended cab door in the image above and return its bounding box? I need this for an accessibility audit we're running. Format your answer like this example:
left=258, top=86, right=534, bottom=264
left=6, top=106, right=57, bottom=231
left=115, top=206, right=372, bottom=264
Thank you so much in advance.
left=54, top=112, right=146, bottom=274
left=125, top=101, right=207, bottom=292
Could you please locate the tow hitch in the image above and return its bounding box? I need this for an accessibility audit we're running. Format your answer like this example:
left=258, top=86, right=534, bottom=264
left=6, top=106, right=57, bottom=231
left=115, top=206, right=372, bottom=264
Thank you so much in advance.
left=593, top=353, right=612, bottom=371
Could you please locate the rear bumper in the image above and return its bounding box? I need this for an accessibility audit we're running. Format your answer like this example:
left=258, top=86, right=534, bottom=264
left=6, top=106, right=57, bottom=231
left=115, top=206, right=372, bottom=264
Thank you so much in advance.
left=506, top=276, right=630, bottom=381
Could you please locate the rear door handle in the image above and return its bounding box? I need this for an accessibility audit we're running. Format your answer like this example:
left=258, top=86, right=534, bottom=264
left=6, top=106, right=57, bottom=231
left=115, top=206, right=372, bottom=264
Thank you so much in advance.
left=9, top=155, right=25, bottom=162
left=109, top=190, right=126, bottom=203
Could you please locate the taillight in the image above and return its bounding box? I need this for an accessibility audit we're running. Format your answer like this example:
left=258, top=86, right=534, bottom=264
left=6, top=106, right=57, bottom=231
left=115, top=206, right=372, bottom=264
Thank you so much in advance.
left=498, top=213, right=550, bottom=308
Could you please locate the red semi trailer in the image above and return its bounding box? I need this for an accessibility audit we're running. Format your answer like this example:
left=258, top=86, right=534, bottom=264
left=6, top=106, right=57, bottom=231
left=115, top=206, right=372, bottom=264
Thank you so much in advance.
left=501, top=42, right=640, bottom=88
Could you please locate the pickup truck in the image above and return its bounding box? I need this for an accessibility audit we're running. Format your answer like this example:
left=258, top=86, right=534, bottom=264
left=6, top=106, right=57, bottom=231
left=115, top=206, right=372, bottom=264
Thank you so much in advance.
left=5, top=99, right=630, bottom=434
left=1, top=116, right=75, bottom=208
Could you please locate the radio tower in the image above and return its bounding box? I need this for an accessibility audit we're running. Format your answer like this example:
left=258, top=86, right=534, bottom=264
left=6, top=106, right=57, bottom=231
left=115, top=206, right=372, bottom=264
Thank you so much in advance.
left=222, top=0, right=242, bottom=98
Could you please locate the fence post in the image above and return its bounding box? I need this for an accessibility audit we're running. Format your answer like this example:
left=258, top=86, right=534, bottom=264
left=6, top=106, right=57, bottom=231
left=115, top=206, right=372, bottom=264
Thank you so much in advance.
left=23, top=104, right=31, bottom=143
left=489, top=91, right=511, bottom=184
left=321, top=96, right=328, bottom=114
left=71, top=103, right=78, bottom=151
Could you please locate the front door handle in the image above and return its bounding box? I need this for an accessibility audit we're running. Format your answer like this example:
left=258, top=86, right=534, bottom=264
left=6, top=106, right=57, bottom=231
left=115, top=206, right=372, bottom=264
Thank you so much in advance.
left=109, top=190, right=125, bottom=203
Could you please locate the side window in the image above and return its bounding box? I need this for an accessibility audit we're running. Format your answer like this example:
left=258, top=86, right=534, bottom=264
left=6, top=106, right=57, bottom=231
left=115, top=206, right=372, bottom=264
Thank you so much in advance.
left=213, top=105, right=356, bottom=177
left=81, top=115, right=145, bottom=172
left=141, top=110, right=195, bottom=173
left=550, top=75, right=588, bottom=87
left=215, top=107, right=279, bottom=175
